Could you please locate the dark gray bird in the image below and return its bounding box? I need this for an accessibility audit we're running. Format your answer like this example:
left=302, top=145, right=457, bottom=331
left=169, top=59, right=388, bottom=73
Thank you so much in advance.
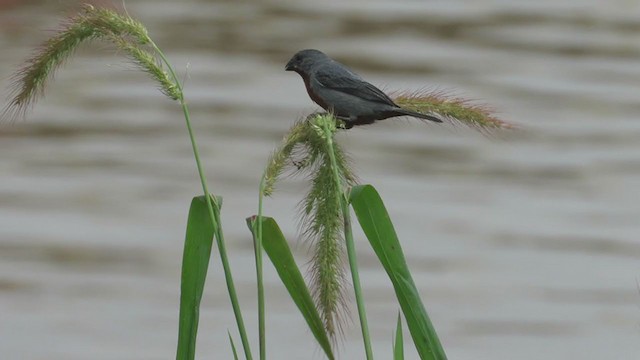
left=285, top=49, right=442, bottom=129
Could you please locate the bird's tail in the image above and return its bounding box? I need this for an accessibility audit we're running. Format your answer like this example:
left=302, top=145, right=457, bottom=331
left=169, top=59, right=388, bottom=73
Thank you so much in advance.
left=393, top=108, right=443, bottom=123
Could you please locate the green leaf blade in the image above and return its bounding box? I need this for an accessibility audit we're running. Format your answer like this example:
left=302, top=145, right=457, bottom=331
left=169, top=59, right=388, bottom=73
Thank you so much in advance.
left=246, top=216, right=335, bottom=360
left=176, top=196, right=216, bottom=360
left=394, top=312, right=404, bottom=360
left=228, top=331, right=240, bottom=360
left=349, top=185, right=447, bottom=360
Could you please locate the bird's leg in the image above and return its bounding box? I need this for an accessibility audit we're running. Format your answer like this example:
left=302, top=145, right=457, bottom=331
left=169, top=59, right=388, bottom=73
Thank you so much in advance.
left=309, top=111, right=353, bottom=129
left=334, top=115, right=354, bottom=129
left=337, top=121, right=352, bottom=130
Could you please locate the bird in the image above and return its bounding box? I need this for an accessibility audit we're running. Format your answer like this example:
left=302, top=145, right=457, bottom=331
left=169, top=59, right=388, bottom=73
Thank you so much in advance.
left=285, top=49, right=442, bottom=129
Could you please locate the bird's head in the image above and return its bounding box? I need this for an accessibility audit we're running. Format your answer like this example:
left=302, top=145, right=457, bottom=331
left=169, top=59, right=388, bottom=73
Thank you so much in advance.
left=285, top=49, right=329, bottom=74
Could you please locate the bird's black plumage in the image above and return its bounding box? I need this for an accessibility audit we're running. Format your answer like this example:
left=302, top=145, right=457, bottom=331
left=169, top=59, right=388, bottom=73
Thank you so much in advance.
left=285, top=49, right=442, bottom=128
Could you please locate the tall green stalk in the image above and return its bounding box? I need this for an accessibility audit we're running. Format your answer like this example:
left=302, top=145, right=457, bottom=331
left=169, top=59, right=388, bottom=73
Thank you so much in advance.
left=320, top=119, right=374, bottom=359
left=254, top=174, right=267, bottom=360
left=148, top=40, right=254, bottom=360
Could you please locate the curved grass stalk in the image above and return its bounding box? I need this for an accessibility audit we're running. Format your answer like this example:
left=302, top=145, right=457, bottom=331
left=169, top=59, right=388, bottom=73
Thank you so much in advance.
left=148, top=33, right=254, bottom=360
left=262, top=116, right=359, bottom=340
left=2, top=5, right=252, bottom=360
left=317, top=117, right=373, bottom=359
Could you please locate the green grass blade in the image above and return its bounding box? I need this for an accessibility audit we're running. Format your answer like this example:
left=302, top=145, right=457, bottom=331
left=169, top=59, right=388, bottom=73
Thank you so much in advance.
left=229, top=331, right=240, bottom=360
left=246, top=216, right=335, bottom=360
left=176, top=196, right=216, bottom=360
left=394, top=312, right=404, bottom=360
left=349, top=185, right=447, bottom=360
left=254, top=181, right=267, bottom=360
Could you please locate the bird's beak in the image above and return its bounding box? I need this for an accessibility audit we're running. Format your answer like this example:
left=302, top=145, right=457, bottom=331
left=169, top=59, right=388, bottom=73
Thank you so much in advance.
left=285, top=61, right=294, bottom=71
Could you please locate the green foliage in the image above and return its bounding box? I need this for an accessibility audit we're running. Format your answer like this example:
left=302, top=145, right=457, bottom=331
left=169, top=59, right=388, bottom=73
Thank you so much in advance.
left=263, top=114, right=357, bottom=338
left=350, top=185, right=447, bottom=360
left=394, top=313, right=404, bottom=360
left=317, top=117, right=374, bottom=359
left=247, top=216, right=335, bottom=360
left=228, top=332, right=240, bottom=360
left=176, top=196, right=216, bottom=360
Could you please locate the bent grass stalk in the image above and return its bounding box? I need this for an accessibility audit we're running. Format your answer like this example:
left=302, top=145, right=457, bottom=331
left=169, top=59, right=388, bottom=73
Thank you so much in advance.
left=147, top=39, right=253, bottom=360
left=317, top=116, right=373, bottom=359
left=3, top=5, right=252, bottom=360
left=263, top=117, right=359, bottom=339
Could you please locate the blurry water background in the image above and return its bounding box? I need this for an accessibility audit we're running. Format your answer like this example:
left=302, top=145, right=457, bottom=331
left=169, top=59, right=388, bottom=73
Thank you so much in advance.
left=1, top=0, right=639, bottom=359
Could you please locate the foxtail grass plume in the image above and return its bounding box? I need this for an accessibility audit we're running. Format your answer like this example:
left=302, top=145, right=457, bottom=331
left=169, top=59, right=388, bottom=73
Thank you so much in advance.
left=264, top=114, right=357, bottom=338
left=2, top=4, right=178, bottom=122
left=392, top=90, right=513, bottom=133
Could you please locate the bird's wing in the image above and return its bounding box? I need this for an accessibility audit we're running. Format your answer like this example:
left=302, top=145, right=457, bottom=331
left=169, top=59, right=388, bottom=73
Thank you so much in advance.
left=314, top=64, right=397, bottom=106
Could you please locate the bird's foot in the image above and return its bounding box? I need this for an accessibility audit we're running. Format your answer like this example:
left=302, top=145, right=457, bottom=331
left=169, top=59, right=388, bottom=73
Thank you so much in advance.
left=334, top=115, right=353, bottom=129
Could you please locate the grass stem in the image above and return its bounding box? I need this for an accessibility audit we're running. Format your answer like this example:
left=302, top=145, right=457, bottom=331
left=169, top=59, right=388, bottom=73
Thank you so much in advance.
left=254, top=175, right=267, bottom=360
left=321, top=120, right=374, bottom=360
left=149, top=40, right=253, bottom=360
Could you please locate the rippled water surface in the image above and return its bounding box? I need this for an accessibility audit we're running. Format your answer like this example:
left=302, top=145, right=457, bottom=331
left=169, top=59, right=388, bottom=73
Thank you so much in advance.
left=1, top=1, right=639, bottom=359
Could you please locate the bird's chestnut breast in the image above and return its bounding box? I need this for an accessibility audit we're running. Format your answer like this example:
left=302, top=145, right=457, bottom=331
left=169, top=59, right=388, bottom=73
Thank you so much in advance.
left=299, top=72, right=328, bottom=110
